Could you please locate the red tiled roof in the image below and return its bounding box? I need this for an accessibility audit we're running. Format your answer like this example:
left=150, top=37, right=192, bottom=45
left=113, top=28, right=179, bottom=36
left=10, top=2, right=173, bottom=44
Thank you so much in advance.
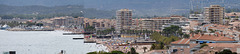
left=190, top=33, right=235, bottom=41
left=171, top=38, right=190, bottom=44
left=207, top=43, right=240, bottom=48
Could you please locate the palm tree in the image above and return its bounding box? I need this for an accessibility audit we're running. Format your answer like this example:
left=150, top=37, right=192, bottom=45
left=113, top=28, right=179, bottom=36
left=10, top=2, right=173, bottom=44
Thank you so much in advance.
left=143, top=47, right=147, bottom=53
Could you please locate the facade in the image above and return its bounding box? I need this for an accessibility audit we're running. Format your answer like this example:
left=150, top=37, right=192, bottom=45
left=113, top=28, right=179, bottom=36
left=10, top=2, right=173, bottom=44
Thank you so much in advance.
left=225, top=12, right=240, bottom=22
left=170, top=38, right=200, bottom=54
left=189, top=14, right=205, bottom=23
left=138, top=17, right=171, bottom=31
left=83, top=18, right=115, bottom=31
left=116, top=9, right=132, bottom=34
left=195, top=43, right=240, bottom=54
left=0, top=18, right=34, bottom=23
left=52, top=16, right=84, bottom=28
left=204, top=5, right=224, bottom=24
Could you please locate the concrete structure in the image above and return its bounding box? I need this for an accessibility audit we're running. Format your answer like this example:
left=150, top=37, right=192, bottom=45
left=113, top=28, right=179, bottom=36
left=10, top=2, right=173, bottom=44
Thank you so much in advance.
left=52, top=16, right=84, bottom=28
left=0, top=18, right=33, bottom=23
left=83, top=18, right=115, bottom=31
left=204, top=5, right=224, bottom=24
left=170, top=38, right=200, bottom=54
left=225, top=12, right=240, bottom=22
left=138, top=17, right=171, bottom=31
left=195, top=43, right=240, bottom=54
left=189, top=14, right=205, bottom=22
left=116, top=9, right=132, bottom=34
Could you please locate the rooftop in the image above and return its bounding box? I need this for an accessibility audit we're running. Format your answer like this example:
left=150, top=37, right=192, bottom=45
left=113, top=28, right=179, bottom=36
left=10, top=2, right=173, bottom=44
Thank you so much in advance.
left=171, top=38, right=190, bottom=44
left=190, top=33, right=235, bottom=41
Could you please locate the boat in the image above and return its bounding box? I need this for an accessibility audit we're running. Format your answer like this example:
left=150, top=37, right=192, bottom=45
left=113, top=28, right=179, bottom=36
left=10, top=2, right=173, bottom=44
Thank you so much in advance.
left=0, top=24, right=11, bottom=30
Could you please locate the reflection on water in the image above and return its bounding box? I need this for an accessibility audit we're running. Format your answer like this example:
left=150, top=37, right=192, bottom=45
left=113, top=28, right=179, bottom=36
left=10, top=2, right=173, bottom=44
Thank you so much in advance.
left=0, top=30, right=107, bottom=54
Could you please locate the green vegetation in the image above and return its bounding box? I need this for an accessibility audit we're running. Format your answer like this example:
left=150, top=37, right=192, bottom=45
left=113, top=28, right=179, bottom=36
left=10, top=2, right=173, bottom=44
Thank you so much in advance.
left=150, top=32, right=180, bottom=50
left=127, top=47, right=138, bottom=54
left=150, top=32, right=180, bottom=45
left=183, top=34, right=190, bottom=38
left=149, top=25, right=184, bottom=50
left=208, top=29, right=216, bottom=33
left=121, top=29, right=155, bottom=35
left=84, top=26, right=96, bottom=32
left=217, top=49, right=237, bottom=54
left=142, top=47, right=147, bottom=53
left=200, top=43, right=208, bottom=48
left=150, top=42, right=164, bottom=50
left=0, top=21, right=44, bottom=27
left=97, top=28, right=115, bottom=35
left=36, top=23, right=43, bottom=27
left=0, top=21, right=21, bottom=27
left=25, top=21, right=36, bottom=27
left=162, top=25, right=183, bottom=37
left=0, top=5, right=115, bottom=19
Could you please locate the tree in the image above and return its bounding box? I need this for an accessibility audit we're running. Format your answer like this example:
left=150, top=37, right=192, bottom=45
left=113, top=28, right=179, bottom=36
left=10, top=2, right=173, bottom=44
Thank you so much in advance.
left=162, top=25, right=180, bottom=37
left=150, top=44, right=156, bottom=50
left=183, top=34, right=190, bottom=38
left=200, top=43, right=208, bottom=48
left=143, top=47, right=147, bottom=53
left=217, top=49, right=237, bottom=54
left=87, top=51, right=97, bottom=54
left=36, top=23, right=43, bottom=26
left=128, top=47, right=138, bottom=54
left=111, top=51, right=124, bottom=54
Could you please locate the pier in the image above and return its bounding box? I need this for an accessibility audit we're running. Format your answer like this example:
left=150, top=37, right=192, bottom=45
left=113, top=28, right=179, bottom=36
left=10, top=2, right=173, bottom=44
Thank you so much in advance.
left=84, top=39, right=96, bottom=43
left=63, top=32, right=93, bottom=35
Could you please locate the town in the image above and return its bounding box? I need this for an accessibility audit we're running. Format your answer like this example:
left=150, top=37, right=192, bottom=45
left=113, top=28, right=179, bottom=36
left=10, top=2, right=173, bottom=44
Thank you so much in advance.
left=1, top=4, right=240, bottom=54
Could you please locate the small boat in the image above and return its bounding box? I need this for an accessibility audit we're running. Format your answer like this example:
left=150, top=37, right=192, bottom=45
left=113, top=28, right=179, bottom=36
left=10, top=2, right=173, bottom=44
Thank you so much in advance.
left=0, top=24, right=11, bottom=30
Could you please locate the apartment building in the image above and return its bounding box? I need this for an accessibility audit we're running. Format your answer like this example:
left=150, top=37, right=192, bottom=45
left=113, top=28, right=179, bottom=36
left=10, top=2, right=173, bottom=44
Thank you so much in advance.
left=116, top=9, right=132, bottom=34
left=189, top=14, right=205, bottom=23
left=52, top=16, right=84, bottom=28
left=138, top=17, right=171, bottom=31
left=204, top=5, right=224, bottom=24
left=83, top=18, right=115, bottom=31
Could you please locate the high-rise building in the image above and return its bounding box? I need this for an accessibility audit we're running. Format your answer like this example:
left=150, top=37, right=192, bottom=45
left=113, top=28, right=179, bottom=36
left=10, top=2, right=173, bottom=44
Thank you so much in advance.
left=116, top=9, right=132, bottom=34
left=204, top=5, right=224, bottom=24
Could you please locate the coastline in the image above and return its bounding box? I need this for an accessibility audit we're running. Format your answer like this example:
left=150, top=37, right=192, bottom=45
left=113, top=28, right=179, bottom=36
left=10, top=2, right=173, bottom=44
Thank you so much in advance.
left=0, top=29, right=108, bottom=54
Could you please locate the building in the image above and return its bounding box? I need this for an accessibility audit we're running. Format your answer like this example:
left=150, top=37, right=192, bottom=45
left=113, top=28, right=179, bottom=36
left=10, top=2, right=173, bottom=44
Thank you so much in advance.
left=225, top=12, right=240, bottom=22
left=189, top=14, right=205, bottom=23
left=0, top=18, right=33, bottom=23
left=116, top=9, right=132, bottom=34
left=52, top=16, right=84, bottom=28
left=170, top=32, right=237, bottom=54
left=204, top=5, right=224, bottom=24
left=170, top=15, right=187, bottom=22
left=170, top=38, right=200, bottom=54
left=83, top=18, right=115, bottom=31
left=190, top=33, right=237, bottom=44
left=195, top=43, right=240, bottom=54
left=138, top=17, right=171, bottom=31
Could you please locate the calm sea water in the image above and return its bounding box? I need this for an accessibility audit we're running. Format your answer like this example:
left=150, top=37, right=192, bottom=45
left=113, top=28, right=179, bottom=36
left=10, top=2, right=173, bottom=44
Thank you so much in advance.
left=0, top=30, right=107, bottom=54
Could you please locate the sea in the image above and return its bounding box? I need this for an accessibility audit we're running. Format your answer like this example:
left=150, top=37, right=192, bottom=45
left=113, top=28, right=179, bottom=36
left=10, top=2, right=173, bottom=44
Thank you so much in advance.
left=0, top=30, right=108, bottom=54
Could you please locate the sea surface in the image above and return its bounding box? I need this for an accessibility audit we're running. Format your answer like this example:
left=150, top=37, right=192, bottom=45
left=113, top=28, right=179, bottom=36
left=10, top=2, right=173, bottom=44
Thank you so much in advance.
left=0, top=30, right=107, bottom=54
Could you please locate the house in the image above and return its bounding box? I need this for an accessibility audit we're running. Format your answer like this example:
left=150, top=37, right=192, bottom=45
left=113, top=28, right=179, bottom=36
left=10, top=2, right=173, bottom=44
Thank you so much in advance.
left=195, top=43, right=240, bottom=54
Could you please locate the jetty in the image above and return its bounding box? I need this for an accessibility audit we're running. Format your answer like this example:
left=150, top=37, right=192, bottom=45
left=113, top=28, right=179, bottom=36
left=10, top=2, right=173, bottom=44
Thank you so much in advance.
left=72, top=37, right=84, bottom=40
left=84, top=39, right=96, bottom=43
left=63, top=32, right=93, bottom=35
